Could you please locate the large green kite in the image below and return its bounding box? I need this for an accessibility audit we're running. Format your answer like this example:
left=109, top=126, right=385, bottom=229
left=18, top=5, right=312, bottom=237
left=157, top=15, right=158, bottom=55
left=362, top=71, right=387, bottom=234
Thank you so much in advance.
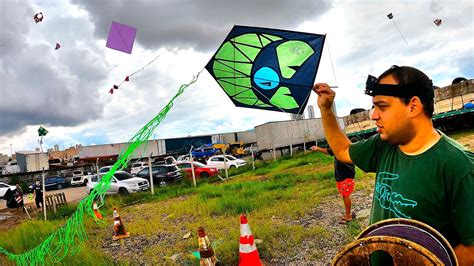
left=205, top=25, right=325, bottom=114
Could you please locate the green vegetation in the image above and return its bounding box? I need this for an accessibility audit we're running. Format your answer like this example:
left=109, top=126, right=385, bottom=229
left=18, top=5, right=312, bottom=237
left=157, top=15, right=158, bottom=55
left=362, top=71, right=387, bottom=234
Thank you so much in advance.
left=0, top=150, right=374, bottom=264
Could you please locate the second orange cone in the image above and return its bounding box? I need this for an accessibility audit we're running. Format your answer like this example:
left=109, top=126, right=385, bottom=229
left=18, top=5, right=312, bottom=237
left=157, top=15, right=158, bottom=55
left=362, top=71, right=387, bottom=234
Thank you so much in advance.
left=239, top=214, right=262, bottom=266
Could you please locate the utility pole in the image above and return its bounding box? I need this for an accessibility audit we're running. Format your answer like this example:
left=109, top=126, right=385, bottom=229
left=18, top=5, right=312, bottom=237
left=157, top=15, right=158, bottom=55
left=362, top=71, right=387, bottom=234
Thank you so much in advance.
left=148, top=153, right=155, bottom=195
left=189, top=147, right=196, bottom=187
left=42, top=168, right=47, bottom=221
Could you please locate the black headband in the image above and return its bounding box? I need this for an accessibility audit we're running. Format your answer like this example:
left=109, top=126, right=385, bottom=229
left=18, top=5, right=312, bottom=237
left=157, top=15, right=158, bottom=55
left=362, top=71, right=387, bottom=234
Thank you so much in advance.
left=365, top=75, right=420, bottom=98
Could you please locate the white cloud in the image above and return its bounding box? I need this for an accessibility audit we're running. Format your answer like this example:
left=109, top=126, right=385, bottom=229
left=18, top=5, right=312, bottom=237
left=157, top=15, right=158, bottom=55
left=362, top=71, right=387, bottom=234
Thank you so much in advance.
left=1, top=0, right=473, bottom=155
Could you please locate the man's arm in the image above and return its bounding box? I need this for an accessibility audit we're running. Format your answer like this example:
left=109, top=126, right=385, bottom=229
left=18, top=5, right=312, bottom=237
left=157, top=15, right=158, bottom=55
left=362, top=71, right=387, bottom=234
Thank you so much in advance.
left=310, top=146, right=330, bottom=155
left=454, top=244, right=474, bottom=266
left=313, top=83, right=352, bottom=163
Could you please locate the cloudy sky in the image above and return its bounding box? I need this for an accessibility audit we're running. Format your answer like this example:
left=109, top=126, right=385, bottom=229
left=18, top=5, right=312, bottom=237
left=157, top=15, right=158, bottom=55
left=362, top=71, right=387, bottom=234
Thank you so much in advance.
left=0, top=0, right=472, bottom=155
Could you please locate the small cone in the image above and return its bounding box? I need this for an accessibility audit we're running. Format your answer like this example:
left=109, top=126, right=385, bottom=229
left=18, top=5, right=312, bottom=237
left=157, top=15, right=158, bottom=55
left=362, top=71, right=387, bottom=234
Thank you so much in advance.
left=112, top=207, right=130, bottom=240
left=93, top=201, right=102, bottom=220
left=197, top=227, right=217, bottom=266
left=239, top=215, right=262, bottom=266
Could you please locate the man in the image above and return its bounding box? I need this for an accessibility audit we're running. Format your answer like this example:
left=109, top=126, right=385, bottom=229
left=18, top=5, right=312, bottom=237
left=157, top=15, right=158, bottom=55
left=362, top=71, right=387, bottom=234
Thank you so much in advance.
left=311, top=145, right=355, bottom=224
left=313, top=65, right=473, bottom=265
left=31, top=180, right=44, bottom=210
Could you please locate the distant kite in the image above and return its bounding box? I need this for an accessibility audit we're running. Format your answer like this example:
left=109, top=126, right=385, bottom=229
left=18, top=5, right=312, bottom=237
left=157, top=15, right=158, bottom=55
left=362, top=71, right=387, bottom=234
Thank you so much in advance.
left=38, top=126, right=48, bottom=137
left=386, top=12, right=408, bottom=46
left=106, top=21, right=137, bottom=54
left=108, top=55, right=160, bottom=95
left=33, top=12, right=43, bottom=23
left=55, top=43, right=61, bottom=50
left=205, top=25, right=325, bottom=114
left=434, top=19, right=442, bottom=26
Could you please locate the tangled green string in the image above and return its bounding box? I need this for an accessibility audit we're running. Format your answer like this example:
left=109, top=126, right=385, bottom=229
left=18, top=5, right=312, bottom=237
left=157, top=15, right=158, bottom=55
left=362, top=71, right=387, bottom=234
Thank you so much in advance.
left=0, top=71, right=203, bottom=265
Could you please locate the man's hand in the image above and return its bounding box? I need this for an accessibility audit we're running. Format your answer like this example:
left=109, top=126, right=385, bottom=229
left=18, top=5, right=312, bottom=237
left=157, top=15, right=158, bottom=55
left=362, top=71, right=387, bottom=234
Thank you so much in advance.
left=313, top=83, right=336, bottom=111
left=310, top=146, right=319, bottom=151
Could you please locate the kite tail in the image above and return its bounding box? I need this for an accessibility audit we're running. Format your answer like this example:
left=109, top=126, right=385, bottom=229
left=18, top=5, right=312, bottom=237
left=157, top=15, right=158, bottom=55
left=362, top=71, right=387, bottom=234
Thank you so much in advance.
left=0, top=70, right=203, bottom=265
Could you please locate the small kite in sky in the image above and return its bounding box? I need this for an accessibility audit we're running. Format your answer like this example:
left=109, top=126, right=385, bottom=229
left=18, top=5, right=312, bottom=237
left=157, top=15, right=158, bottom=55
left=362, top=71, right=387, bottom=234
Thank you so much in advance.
left=106, top=21, right=137, bottom=54
left=386, top=12, right=408, bottom=46
left=55, top=43, right=61, bottom=50
left=434, top=19, right=442, bottom=26
left=205, top=25, right=325, bottom=114
left=38, top=126, right=48, bottom=137
left=108, top=55, right=159, bottom=95
left=33, top=12, right=43, bottom=23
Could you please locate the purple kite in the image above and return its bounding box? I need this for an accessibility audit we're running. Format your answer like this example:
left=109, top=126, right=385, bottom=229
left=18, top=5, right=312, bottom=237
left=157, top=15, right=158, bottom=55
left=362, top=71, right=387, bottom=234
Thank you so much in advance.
left=106, top=21, right=137, bottom=54
left=55, top=43, right=61, bottom=50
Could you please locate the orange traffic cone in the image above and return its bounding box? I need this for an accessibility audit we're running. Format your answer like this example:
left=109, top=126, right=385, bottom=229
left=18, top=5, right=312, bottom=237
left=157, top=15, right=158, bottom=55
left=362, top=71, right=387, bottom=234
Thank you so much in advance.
left=198, top=227, right=218, bottom=265
left=239, top=214, right=262, bottom=266
left=112, top=207, right=130, bottom=240
left=93, top=201, right=103, bottom=220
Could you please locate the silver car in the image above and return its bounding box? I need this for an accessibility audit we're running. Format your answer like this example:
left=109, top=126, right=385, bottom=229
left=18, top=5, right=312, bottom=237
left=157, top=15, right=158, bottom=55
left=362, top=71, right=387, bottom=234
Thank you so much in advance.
left=87, top=171, right=149, bottom=195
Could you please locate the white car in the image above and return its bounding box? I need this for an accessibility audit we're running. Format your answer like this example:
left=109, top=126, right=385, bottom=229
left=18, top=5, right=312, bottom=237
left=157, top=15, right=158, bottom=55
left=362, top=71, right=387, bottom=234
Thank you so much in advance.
left=70, top=170, right=91, bottom=186
left=176, top=154, right=195, bottom=162
left=130, top=162, right=148, bottom=175
left=206, top=155, right=247, bottom=170
left=87, top=171, right=149, bottom=195
left=0, top=182, right=16, bottom=199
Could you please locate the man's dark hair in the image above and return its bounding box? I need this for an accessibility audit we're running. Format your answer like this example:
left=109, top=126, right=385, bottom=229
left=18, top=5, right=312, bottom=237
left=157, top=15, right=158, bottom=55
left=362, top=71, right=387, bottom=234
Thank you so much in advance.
left=378, top=66, right=434, bottom=118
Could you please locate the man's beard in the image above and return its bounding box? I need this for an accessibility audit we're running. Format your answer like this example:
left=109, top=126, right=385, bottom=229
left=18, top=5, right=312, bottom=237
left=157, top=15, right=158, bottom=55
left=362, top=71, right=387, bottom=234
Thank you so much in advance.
left=385, top=120, right=416, bottom=145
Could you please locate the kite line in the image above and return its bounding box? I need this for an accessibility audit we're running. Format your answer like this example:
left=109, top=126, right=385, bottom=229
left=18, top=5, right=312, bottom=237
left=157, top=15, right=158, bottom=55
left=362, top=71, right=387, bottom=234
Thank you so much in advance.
left=0, top=70, right=203, bottom=265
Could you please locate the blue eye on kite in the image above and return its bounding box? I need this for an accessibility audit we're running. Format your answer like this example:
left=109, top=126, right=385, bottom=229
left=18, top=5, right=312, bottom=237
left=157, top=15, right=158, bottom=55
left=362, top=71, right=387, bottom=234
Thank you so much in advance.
left=253, top=67, right=280, bottom=90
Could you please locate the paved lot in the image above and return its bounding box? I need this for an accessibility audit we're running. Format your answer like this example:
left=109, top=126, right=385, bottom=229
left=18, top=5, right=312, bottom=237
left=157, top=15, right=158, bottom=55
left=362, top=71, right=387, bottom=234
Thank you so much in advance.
left=0, top=185, right=88, bottom=210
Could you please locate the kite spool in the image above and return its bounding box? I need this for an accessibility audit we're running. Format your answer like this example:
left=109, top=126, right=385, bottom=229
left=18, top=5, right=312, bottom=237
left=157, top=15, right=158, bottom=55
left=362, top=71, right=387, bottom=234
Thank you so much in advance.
left=332, top=218, right=458, bottom=266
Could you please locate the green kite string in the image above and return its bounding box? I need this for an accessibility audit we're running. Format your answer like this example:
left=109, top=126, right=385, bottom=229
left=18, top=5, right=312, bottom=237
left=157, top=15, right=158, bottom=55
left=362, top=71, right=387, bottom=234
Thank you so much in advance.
left=0, top=70, right=203, bottom=265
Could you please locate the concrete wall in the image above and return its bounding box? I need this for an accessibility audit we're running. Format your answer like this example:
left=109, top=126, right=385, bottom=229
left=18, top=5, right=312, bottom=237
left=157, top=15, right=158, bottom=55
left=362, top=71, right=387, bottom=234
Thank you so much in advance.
left=78, top=140, right=166, bottom=160
left=16, top=152, right=49, bottom=172
left=255, top=118, right=344, bottom=150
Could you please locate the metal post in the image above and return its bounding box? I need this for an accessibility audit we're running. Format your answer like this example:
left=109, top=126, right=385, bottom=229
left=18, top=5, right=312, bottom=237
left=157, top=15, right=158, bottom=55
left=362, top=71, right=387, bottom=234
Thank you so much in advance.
left=189, top=146, right=196, bottom=187
left=273, top=146, right=276, bottom=162
left=290, top=144, right=293, bottom=156
left=251, top=144, right=255, bottom=170
left=96, top=158, right=99, bottom=176
left=223, top=147, right=228, bottom=179
left=148, top=153, right=155, bottom=195
left=42, top=168, right=46, bottom=221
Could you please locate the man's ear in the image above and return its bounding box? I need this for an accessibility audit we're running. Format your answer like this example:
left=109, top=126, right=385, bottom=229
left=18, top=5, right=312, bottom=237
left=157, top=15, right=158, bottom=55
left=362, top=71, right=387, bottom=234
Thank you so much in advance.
left=408, top=96, right=423, bottom=117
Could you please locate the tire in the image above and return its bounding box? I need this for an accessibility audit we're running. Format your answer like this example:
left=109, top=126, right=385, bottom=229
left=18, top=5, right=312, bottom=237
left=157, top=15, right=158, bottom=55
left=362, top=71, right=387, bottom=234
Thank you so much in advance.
left=159, top=181, right=167, bottom=187
left=83, top=179, right=88, bottom=186
left=119, top=188, right=129, bottom=195
left=230, top=165, right=236, bottom=169
left=200, top=172, right=210, bottom=178
left=57, top=184, right=63, bottom=190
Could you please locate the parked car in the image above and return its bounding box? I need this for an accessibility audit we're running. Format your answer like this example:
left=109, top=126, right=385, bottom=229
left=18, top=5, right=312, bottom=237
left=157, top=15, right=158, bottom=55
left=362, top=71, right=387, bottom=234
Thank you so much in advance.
left=176, top=154, right=195, bottom=162
left=99, top=165, right=114, bottom=174
left=135, top=164, right=182, bottom=187
left=70, top=170, right=90, bottom=186
left=206, top=155, right=247, bottom=170
left=87, top=171, right=149, bottom=195
left=0, top=182, right=16, bottom=199
left=29, top=176, right=70, bottom=191
left=130, top=162, right=148, bottom=175
left=175, top=161, right=219, bottom=178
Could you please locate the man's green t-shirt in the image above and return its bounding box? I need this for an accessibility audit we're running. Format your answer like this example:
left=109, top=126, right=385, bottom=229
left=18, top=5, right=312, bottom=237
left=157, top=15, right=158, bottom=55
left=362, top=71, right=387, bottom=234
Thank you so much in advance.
left=349, top=133, right=474, bottom=247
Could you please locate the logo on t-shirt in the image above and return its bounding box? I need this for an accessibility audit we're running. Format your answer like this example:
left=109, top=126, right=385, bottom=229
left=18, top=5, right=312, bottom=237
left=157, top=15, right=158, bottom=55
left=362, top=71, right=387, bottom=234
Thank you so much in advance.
left=375, top=172, right=417, bottom=218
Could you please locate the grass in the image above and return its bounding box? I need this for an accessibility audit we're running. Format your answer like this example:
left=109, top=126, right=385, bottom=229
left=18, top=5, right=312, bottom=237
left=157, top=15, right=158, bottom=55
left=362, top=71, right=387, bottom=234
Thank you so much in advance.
left=0, top=149, right=374, bottom=265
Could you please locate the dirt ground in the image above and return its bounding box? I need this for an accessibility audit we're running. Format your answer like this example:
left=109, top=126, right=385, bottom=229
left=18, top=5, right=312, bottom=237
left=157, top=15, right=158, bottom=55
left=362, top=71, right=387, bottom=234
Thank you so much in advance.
left=0, top=186, right=88, bottom=230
